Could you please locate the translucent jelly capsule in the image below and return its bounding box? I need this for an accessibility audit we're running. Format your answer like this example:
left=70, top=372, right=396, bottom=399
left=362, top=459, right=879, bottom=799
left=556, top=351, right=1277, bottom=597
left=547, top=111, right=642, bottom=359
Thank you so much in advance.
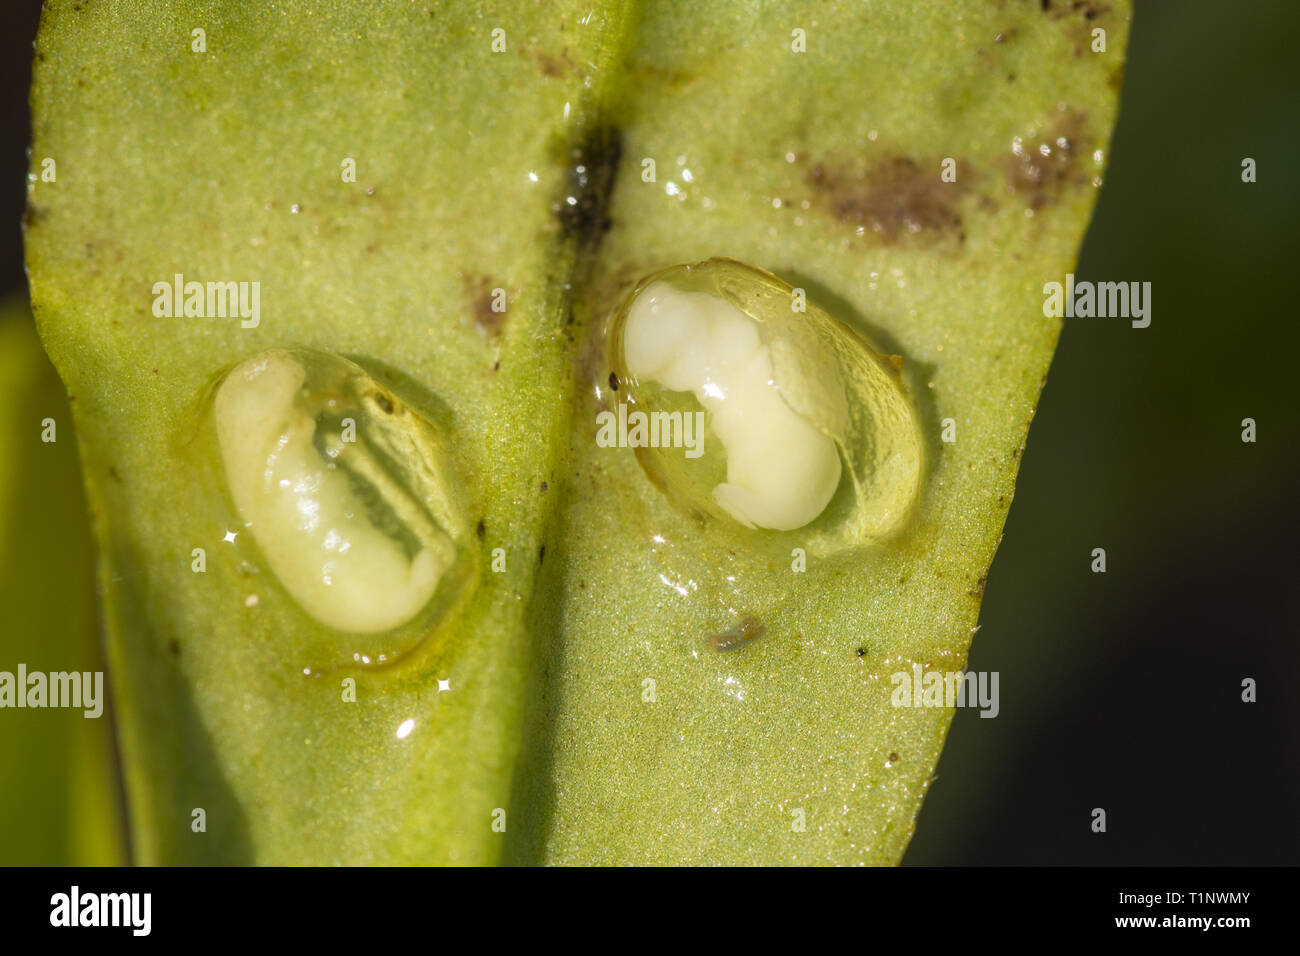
left=609, top=258, right=923, bottom=543
left=213, top=349, right=463, bottom=634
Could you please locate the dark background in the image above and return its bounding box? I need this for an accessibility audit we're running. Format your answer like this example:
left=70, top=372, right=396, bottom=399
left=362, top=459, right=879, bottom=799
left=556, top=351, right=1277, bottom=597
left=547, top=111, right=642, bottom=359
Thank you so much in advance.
left=906, top=0, right=1300, bottom=864
left=3, top=1, right=1296, bottom=864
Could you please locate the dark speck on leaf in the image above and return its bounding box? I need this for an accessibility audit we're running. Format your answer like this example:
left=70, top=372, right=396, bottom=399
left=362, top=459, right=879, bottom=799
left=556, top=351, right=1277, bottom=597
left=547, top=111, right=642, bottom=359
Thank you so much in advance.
left=1042, top=0, right=1112, bottom=22
left=475, top=519, right=486, bottom=539
left=608, top=371, right=619, bottom=391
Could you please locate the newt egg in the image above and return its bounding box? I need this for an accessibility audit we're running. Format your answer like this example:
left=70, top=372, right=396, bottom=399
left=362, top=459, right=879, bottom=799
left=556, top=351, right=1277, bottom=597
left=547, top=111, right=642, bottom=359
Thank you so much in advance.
left=610, top=258, right=922, bottom=544
left=213, top=349, right=465, bottom=634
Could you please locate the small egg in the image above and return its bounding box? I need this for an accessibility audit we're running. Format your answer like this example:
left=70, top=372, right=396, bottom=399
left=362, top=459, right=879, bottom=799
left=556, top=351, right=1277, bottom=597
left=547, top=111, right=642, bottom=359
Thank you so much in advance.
left=212, top=349, right=465, bottom=634
left=609, top=259, right=922, bottom=547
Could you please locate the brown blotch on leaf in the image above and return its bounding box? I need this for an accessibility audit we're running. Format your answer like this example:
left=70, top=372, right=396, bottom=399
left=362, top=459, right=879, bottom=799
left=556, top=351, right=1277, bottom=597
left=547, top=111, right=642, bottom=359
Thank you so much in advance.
left=1039, top=0, right=1112, bottom=20
left=556, top=124, right=622, bottom=250
left=625, top=57, right=696, bottom=91
left=529, top=47, right=580, bottom=78
left=709, top=614, right=767, bottom=653
left=1003, top=110, right=1093, bottom=211
left=463, top=274, right=507, bottom=338
left=806, top=155, right=971, bottom=244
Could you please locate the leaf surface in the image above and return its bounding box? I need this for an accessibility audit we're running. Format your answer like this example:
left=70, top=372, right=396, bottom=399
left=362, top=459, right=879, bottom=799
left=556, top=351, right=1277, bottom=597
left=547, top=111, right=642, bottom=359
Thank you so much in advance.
left=0, top=295, right=124, bottom=865
left=26, top=0, right=1128, bottom=864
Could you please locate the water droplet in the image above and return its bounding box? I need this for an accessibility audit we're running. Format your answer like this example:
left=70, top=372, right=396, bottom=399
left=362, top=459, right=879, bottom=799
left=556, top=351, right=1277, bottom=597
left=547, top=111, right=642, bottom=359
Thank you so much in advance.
left=609, top=259, right=923, bottom=547
left=212, top=349, right=469, bottom=636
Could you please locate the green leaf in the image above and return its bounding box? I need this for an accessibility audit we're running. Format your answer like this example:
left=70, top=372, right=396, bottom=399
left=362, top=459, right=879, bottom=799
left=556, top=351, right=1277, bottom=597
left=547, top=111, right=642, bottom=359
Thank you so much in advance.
left=25, top=0, right=1128, bottom=864
left=0, top=294, right=125, bottom=865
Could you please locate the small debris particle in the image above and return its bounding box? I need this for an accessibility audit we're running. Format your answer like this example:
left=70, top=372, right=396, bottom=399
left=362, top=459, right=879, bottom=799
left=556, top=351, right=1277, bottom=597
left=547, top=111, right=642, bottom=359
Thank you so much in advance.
left=710, top=615, right=766, bottom=652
